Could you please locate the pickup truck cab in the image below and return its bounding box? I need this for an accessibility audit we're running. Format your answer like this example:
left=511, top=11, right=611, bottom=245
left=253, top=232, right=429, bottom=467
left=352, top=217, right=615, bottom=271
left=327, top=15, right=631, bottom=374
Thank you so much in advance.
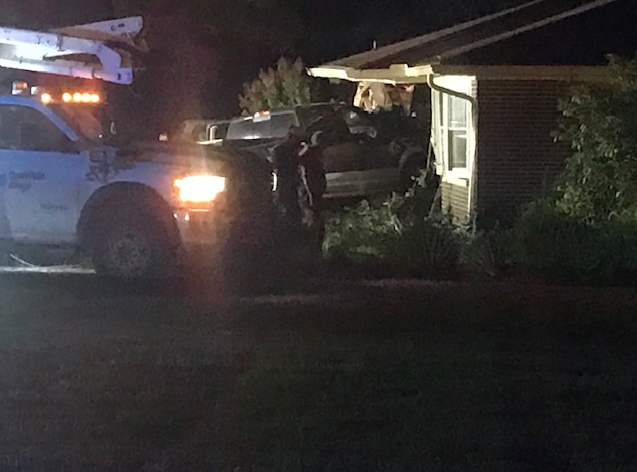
left=0, top=96, right=275, bottom=279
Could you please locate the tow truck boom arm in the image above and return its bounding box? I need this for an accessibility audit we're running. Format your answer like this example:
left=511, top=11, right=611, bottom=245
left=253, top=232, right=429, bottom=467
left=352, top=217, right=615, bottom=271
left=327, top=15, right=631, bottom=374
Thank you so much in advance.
left=0, top=17, right=146, bottom=84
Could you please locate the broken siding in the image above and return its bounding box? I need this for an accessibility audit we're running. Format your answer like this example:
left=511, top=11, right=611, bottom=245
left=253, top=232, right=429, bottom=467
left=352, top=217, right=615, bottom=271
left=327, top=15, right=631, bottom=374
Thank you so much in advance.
left=475, top=79, right=571, bottom=223
left=441, top=182, right=469, bottom=224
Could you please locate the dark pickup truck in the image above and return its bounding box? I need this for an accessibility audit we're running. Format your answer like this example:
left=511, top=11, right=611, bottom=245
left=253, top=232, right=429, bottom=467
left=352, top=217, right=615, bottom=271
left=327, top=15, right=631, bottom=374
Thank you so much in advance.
left=223, top=103, right=429, bottom=199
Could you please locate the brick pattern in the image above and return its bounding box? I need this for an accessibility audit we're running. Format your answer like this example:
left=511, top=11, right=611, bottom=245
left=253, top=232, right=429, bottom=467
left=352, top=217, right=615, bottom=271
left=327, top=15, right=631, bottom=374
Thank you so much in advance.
left=475, top=79, right=572, bottom=224
left=441, top=182, right=469, bottom=224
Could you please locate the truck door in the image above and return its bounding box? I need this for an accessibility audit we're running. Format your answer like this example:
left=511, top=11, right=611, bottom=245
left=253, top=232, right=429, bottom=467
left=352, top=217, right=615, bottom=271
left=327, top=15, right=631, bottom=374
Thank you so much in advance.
left=0, top=104, right=84, bottom=244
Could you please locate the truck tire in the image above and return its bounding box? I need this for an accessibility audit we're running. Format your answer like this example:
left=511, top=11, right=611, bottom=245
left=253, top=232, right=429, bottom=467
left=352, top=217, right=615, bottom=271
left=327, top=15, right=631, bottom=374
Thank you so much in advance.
left=91, top=209, right=175, bottom=280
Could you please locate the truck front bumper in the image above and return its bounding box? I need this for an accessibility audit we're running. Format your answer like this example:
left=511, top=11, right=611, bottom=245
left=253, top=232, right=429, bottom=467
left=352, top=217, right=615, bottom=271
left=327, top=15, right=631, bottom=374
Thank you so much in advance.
left=174, top=207, right=276, bottom=260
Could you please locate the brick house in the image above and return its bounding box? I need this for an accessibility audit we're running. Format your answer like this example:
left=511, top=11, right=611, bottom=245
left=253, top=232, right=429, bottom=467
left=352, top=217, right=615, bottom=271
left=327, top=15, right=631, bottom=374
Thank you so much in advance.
left=309, top=0, right=637, bottom=225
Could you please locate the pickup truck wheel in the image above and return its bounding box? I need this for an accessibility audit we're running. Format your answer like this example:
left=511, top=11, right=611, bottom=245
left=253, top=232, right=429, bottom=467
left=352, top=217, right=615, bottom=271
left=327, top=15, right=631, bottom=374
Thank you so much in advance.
left=91, top=213, right=173, bottom=280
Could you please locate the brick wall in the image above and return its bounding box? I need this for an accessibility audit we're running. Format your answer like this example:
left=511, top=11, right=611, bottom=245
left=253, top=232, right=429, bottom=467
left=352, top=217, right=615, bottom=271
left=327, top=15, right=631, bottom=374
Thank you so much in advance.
left=475, top=79, right=572, bottom=224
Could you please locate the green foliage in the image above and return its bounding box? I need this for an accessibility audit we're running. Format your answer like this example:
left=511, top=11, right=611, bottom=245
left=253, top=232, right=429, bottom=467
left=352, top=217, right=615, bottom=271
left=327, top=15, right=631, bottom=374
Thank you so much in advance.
left=512, top=202, right=607, bottom=283
left=322, top=197, right=403, bottom=263
left=322, top=153, right=470, bottom=276
left=239, top=57, right=312, bottom=114
left=323, top=189, right=637, bottom=284
left=395, top=215, right=463, bottom=275
left=323, top=194, right=464, bottom=276
left=461, top=226, right=514, bottom=277
left=556, top=53, right=637, bottom=221
left=509, top=201, right=637, bottom=284
left=323, top=159, right=466, bottom=276
left=501, top=53, right=637, bottom=284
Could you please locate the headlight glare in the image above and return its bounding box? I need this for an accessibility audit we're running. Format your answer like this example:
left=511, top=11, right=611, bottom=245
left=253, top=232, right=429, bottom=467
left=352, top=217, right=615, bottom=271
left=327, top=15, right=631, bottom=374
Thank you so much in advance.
left=174, top=175, right=226, bottom=203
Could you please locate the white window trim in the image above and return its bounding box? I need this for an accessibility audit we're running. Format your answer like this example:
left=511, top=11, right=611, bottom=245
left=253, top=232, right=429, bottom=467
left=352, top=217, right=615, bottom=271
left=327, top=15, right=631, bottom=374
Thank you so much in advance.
left=431, top=76, right=475, bottom=187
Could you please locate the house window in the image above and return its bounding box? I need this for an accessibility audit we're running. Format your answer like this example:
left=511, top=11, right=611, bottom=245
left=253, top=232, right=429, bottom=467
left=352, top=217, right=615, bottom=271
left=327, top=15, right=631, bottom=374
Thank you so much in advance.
left=431, top=76, right=474, bottom=180
left=448, top=95, right=469, bottom=169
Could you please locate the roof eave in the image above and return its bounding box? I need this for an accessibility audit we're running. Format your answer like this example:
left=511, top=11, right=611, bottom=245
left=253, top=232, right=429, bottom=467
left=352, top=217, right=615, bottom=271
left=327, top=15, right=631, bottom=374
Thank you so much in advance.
left=307, top=63, right=435, bottom=84
left=308, top=63, right=610, bottom=84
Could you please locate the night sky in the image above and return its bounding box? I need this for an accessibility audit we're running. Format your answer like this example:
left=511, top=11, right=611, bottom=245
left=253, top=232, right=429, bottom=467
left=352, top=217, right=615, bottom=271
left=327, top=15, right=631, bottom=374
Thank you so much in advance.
left=0, top=0, right=629, bottom=135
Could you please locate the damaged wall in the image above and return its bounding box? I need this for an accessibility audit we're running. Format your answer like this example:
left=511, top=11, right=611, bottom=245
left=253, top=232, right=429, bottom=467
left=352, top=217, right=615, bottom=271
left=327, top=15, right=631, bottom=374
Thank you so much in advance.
left=353, top=81, right=415, bottom=112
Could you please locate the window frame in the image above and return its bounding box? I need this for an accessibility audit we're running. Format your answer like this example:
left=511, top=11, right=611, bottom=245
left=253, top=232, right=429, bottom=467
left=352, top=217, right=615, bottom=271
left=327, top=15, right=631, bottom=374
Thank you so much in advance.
left=0, top=103, right=78, bottom=154
left=431, top=76, right=475, bottom=185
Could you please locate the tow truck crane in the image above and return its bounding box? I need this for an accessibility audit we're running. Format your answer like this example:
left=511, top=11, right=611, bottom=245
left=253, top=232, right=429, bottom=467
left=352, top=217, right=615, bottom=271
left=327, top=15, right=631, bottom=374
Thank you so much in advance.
left=0, top=17, right=276, bottom=280
left=0, top=16, right=146, bottom=84
left=0, top=17, right=148, bottom=139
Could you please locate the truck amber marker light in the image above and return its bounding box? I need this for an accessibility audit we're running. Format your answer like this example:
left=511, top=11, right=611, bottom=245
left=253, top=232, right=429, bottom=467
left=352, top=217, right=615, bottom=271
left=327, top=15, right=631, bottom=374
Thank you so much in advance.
left=61, top=92, right=101, bottom=104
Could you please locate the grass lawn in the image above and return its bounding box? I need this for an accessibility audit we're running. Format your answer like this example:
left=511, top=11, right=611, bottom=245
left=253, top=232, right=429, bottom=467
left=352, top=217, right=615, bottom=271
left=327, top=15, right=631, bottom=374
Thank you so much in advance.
left=1, top=275, right=637, bottom=471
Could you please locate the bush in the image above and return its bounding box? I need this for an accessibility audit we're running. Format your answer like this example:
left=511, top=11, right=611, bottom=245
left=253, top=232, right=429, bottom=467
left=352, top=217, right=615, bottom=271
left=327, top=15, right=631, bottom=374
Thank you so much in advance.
left=322, top=197, right=403, bottom=264
left=509, top=201, right=637, bottom=285
left=322, top=185, right=463, bottom=277
left=460, top=227, right=514, bottom=278
left=393, top=215, right=463, bottom=276
left=556, top=53, right=637, bottom=221
left=239, top=57, right=312, bottom=114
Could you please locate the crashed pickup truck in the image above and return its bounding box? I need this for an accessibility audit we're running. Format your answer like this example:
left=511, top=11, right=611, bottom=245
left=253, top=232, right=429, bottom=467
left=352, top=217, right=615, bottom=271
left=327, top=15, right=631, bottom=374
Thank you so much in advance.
left=224, top=103, right=429, bottom=198
left=0, top=95, right=275, bottom=279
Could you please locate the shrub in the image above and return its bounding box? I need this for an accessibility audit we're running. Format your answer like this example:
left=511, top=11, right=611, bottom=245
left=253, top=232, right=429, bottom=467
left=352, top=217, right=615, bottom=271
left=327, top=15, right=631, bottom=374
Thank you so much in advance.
left=239, top=57, right=312, bottom=114
left=509, top=201, right=637, bottom=284
left=322, top=191, right=463, bottom=277
left=601, top=216, right=637, bottom=278
left=556, top=53, right=637, bottom=221
left=393, top=215, right=463, bottom=276
left=460, top=226, right=514, bottom=277
left=322, top=197, right=403, bottom=263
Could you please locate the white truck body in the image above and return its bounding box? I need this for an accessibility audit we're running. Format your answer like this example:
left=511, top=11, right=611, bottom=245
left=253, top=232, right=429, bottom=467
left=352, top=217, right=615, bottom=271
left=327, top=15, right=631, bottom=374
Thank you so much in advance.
left=0, top=95, right=275, bottom=279
left=0, top=96, right=222, bottom=243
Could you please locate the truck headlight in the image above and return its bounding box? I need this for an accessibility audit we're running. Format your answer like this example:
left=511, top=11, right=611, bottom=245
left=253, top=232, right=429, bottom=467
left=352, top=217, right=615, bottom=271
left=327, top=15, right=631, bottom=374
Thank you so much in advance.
left=174, top=175, right=226, bottom=203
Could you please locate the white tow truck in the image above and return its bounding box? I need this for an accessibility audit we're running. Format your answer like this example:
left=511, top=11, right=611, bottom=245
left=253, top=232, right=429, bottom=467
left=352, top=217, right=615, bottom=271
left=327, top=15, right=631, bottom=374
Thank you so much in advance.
left=0, top=18, right=276, bottom=279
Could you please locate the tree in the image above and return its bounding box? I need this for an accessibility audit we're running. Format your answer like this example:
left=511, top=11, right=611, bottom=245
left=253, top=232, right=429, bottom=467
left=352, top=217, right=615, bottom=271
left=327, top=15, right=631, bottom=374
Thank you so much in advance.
left=238, top=57, right=312, bottom=114
left=556, top=53, right=637, bottom=221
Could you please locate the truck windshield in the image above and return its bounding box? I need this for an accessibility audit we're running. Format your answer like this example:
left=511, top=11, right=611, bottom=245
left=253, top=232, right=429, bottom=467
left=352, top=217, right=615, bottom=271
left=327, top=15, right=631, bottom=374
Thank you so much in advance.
left=49, top=104, right=108, bottom=141
left=226, top=112, right=297, bottom=140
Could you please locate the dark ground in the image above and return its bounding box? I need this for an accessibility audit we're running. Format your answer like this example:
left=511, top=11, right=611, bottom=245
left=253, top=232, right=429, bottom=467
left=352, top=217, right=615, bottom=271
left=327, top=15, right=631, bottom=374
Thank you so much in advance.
left=1, top=269, right=637, bottom=471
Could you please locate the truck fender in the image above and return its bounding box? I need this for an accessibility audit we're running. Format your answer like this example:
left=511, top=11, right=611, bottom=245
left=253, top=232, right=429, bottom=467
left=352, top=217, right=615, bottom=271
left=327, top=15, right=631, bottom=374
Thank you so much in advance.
left=77, top=182, right=179, bottom=251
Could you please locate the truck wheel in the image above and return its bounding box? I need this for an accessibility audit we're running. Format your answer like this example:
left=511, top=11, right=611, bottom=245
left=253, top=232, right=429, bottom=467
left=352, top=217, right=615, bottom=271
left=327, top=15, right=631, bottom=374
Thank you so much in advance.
left=91, top=211, right=174, bottom=280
